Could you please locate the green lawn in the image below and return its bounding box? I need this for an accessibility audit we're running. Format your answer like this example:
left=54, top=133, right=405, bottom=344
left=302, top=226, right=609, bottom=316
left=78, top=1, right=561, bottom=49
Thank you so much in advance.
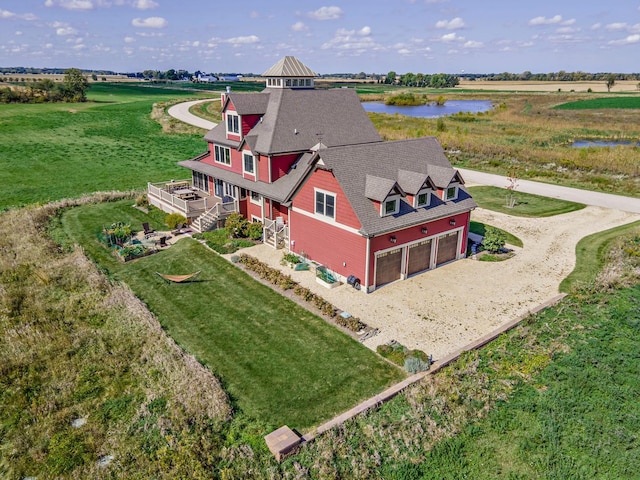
left=468, top=185, right=586, bottom=217
left=0, top=84, right=208, bottom=210
left=59, top=200, right=404, bottom=430
left=469, top=220, right=523, bottom=248
left=560, top=220, right=640, bottom=293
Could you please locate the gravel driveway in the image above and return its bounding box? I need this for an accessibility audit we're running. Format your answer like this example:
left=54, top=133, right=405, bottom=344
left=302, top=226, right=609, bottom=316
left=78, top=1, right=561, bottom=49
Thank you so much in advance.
left=243, top=206, right=639, bottom=361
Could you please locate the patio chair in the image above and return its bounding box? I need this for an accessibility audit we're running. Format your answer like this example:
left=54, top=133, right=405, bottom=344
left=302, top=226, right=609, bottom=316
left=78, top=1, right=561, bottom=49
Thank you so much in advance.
left=142, top=222, right=154, bottom=237
left=171, top=223, right=184, bottom=235
left=157, top=236, right=168, bottom=247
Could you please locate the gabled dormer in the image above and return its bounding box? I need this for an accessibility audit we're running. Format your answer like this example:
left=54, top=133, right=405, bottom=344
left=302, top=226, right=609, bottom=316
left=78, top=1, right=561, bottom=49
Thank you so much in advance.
left=365, top=175, right=406, bottom=217
left=397, top=169, right=437, bottom=209
left=262, top=56, right=317, bottom=90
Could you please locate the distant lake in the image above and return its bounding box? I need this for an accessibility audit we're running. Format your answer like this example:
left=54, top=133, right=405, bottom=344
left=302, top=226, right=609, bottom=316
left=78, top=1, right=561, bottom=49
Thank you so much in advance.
left=362, top=100, right=493, bottom=118
left=571, top=139, right=639, bottom=148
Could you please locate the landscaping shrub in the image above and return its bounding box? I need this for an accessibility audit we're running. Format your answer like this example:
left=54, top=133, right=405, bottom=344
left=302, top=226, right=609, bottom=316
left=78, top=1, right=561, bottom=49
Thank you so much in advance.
left=246, top=221, right=263, bottom=241
left=377, top=342, right=431, bottom=372
left=225, top=213, right=248, bottom=238
left=482, top=225, right=506, bottom=253
left=165, top=213, right=186, bottom=229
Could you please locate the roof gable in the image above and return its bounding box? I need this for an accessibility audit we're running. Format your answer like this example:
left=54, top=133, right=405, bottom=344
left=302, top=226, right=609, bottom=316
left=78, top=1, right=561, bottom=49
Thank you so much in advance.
left=365, top=175, right=404, bottom=202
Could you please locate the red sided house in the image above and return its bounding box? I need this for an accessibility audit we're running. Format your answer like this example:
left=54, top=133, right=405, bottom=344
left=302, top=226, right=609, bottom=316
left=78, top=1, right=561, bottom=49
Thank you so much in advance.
left=148, top=56, right=476, bottom=292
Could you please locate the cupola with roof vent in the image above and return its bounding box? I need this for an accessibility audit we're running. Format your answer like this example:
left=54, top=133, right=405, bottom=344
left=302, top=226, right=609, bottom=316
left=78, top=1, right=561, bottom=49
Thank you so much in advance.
left=262, top=56, right=317, bottom=89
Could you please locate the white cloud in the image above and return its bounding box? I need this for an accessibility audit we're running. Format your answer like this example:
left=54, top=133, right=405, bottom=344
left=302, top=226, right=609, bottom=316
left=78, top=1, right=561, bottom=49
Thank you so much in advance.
left=529, top=15, right=562, bottom=26
left=463, top=40, right=483, bottom=48
left=307, top=6, right=343, bottom=21
left=321, top=27, right=382, bottom=54
left=609, top=34, right=640, bottom=45
left=359, top=26, right=371, bottom=36
left=56, top=26, right=78, bottom=35
left=291, top=21, right=308, bottom=32
left=0, top=9, right=37, bottom=20
left=45, top=0, right=94, bottom=10
left=435, top=17, right=465, bottom=30
left=131, top=16, right=167, bottom=28
left=440, top=32, right=464, bottom=42
left=225, top=35, right=260, bottom=46
left=124, top=36, right=135, bottom=43
left=557, top=26, right=579, bottom=34
left=132, top=0, right=158, bottom=9
left=606, top=22, right=628, bottom=31
left=591, top=23, right=601, bottom=30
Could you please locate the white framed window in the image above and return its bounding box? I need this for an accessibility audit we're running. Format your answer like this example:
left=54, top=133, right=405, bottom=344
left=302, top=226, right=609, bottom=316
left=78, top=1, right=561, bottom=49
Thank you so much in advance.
left=382, top=195, right=400, bottom=216
left=214, top=178, right=224, bottom=197
left=224, top=182, right=235, bottom=199
left=243, top=152, right=256, bottom=175
left=214, top=145, right=231, bottom=165
left=250, top=191, right=261, bottom=205
left=315, top=189, right=335, bottom=219
left=444, top=185, right=458, bottom=201
left=415, top=190, right=430, bottom=208
left=226, top=113, right=239, bottom=135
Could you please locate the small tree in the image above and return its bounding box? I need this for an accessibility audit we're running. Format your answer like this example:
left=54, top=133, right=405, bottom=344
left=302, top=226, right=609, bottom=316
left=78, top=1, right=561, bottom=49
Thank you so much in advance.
left=62, top=68, right=89, bottom=102
left=482, top=226, right=506, bottom=254
left=505, top=168, right=519, bottom=208
left=606, top=74, right=616, bottom=93
left=224, top=213, right=248, bottom=238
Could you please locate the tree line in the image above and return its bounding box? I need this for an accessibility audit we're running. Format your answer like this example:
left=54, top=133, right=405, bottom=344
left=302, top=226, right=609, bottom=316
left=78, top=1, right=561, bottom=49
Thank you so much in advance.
left=0, top=68, right=89, bottom=104
left=463, top=71, right=640, bottom=82
left=384, top=71, right=460, bottom=88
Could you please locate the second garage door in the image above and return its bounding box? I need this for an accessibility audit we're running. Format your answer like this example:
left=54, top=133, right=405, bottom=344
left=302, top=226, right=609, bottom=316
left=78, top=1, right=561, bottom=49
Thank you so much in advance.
left=407, top=239, right=433, bottom=276
left=375, top=248, right=402, bottom=286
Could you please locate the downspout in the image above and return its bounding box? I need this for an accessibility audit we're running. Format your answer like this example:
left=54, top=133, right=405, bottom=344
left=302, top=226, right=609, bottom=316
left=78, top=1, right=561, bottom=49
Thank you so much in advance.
left=364, top=235, right=371, bottom=293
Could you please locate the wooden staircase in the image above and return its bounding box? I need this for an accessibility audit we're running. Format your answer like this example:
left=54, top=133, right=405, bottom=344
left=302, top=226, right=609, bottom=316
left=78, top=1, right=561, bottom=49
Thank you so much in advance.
left=191, top=200, right=238, bottom=233
left=263, top=218, right=288, bottom=249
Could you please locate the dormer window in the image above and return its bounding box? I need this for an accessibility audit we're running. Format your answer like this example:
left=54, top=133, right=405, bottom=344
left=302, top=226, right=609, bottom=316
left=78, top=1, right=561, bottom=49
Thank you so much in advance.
left=445, top=185, right=458, bottom=201
left=415, top=190, right=431, bottom=208
left=383, top=195, right=400, bottom=216
left=226, top=113, right=239, bottom=135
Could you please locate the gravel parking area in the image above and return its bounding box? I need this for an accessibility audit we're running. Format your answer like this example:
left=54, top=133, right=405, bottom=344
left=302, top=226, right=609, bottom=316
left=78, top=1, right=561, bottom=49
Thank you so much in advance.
left=242, top=206, right=639, bottom=361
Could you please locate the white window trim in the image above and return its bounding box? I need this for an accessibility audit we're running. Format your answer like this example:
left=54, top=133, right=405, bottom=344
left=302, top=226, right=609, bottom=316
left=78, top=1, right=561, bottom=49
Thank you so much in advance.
left=444, top=185, right=458, bottom=201
left=243, top=152, right=256, bottom=176
left=251, top=215, right=262, bottom=223
left=226, top=112, right=240, bottom=136
left=415, top=189, right=431, bottom=208
left=382, top=194, right=400, bottom=217
left=249, top=191, right=261, bottom=206
left=314, top=188, right=336, bottom=220
left=214, top=145, right=231, bottom=166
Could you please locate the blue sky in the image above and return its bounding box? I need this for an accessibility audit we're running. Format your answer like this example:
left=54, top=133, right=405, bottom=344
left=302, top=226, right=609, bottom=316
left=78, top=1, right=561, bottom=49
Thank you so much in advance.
left=1, top=1, right=639, bottom=74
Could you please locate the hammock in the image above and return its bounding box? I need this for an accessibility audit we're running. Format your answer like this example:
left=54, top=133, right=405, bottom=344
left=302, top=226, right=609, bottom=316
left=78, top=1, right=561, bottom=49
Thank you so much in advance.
left=155, top=271, right=201, bottom=283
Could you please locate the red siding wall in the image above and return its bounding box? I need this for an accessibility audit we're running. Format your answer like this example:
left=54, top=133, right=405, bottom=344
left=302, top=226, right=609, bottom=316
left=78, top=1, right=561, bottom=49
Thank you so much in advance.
left=289, top=210, right=368, bottom=282
left=271, top=154, right=300, bottom=182
left=293, top=169, right=361, bottom=229
left=242, top=114, right=261, bottom=136
left=246, top=199, right=263, bottom=221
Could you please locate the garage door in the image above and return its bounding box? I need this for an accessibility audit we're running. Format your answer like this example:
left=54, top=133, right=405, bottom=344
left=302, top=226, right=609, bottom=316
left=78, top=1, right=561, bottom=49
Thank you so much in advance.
left=375, top=248, right=402, bottom=286
left=436, top=231, right=459, bottom=266
left=407, top=239, right=432, bottom=276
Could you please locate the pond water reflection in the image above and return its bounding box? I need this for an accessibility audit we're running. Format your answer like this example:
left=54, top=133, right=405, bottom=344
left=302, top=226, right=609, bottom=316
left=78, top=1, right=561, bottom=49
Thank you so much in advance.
left=362, top=100, right=493, bottom=118
left=571, top=139, right=639, bottom=148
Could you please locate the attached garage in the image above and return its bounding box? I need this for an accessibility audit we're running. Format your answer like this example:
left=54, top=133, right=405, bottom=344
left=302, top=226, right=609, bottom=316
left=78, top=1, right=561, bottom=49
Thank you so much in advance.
left=436, top=231, right=459, bottom=266
left=375, top=248, right=402, bottom=286
left=407, top=239, right=433, bottom=276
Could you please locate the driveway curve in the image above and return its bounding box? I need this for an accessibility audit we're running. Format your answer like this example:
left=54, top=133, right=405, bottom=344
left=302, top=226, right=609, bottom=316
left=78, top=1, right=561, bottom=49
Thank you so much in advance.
left=167, top=98, right=218, bottom=130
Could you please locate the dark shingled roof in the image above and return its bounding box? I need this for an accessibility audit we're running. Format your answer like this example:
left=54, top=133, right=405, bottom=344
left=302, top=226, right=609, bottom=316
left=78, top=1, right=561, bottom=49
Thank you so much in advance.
left=253, top=88, right=382, bottom=154
left=365, top=175, right=401, bottom=202
left=224, top=92, right=270, bottom=116
left=316, top=137, right=477, bottom=236
left=262, top=56, right=317, bottom=77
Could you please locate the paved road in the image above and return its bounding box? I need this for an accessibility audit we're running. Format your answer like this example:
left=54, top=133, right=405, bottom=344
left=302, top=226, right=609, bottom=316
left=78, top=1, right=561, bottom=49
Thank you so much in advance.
left=459, top=169, right=640, bottom=214
left=167, top=98, right=217, bottom=130
left=167, top=99, right=640, bottom=214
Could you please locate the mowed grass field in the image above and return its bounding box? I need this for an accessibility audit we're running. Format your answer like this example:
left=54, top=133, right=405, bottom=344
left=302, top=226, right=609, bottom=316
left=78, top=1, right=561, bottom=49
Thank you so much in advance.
left=58, top=199, right=404, bottom=430
left=0, top=83, right=209, bottom=210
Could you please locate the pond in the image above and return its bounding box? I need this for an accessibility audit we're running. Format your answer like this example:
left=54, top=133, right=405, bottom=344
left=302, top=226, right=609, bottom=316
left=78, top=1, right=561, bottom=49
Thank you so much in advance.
left=361, top=100, right=493, bottom=118
left=571, top=139, right=639, bottom=148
